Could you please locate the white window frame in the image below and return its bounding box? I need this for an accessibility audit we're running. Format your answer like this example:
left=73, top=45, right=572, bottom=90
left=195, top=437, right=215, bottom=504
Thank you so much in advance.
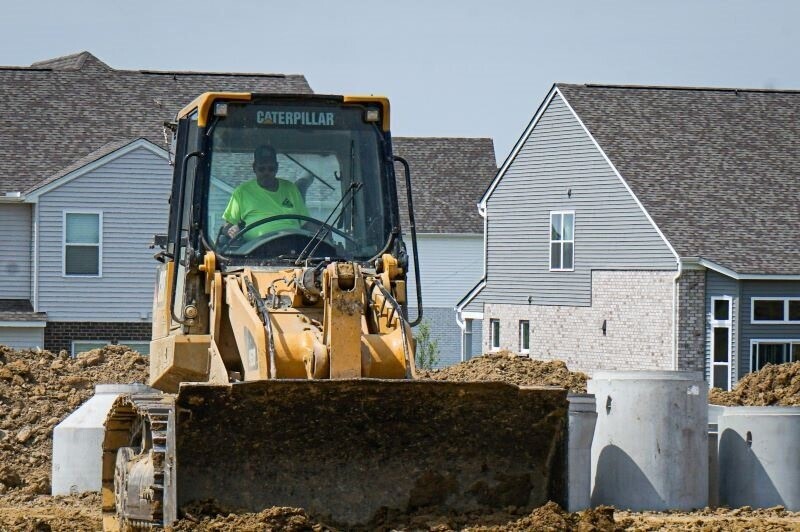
left=549, top=211, right=575, bottom=272
left=519, top=320, right=530, bottom=354
left=63, top=210, right=103, bottom=277
left=710, top=296, right=733, bottom=391
left=749, top=339, right=800, bottom=372
left=750, top=297, right=800, bottom=324
left=490, top=319, right=500, bottom=352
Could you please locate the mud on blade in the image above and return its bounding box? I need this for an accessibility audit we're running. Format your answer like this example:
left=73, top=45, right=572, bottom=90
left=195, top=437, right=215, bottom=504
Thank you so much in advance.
left=175, top=380, right=568, bottom=526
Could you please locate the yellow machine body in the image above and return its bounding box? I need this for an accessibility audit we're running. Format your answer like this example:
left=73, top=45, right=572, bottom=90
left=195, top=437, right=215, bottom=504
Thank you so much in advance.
left=102, top=93, right=567, bottom=530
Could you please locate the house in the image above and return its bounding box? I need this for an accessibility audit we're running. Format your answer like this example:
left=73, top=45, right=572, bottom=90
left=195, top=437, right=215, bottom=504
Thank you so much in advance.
left=0, top=52, right=492, bottom=362
left=0, top=51, right=311, bottom=354
left=394, top=138, right=496, bottom=366
left=457, top=84, right=800, bottom=389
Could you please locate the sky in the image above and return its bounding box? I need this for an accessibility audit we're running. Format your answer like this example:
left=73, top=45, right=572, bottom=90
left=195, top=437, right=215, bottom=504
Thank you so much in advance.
left=1, top=0, right=798, bottom=161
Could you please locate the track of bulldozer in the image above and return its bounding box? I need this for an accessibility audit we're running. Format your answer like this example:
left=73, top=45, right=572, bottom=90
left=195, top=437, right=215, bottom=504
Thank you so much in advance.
left=105, top=393, right=176, bottom=530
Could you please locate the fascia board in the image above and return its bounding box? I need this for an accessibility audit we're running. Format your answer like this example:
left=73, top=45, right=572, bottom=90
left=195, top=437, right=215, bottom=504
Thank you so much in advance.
left=478, top=84, right=559, bottom=212
left=688, top=258, right=800, bottom=281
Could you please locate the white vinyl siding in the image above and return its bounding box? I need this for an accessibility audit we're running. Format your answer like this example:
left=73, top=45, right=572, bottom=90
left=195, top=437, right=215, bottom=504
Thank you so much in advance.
left=63, top=211, right=102, bottom=276
left=0, top=326, right=44, bottom=350
left=37, top=145, right=172, bottom=321
left=0, top=204, right=33, bottom=299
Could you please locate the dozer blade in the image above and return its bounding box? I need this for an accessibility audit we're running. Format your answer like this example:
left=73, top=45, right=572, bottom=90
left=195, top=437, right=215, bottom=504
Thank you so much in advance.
left=174, top=379, right=568, bottom=526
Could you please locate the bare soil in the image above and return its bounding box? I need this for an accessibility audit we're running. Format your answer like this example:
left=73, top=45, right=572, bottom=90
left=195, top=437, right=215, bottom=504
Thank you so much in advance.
left=0, top=345, right=148, bottom=496
left=1, top=346, right=799, bottom=531
left=709, top=361, right=800, bottom=406
left=421, top=351, right=589, bottom=393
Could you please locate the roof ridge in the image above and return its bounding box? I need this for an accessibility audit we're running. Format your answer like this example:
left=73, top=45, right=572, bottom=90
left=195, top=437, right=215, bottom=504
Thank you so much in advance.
left=135, top=69, right=292, bottom=78
left=560, top=82, right=800, bottom=95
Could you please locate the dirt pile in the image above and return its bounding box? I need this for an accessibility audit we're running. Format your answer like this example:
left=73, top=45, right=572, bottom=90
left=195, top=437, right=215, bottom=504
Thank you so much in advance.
left=617, top=505, right=800, bottom=531
left=0, top=493, right=100, bottom=531
left=709, top=361, right=800, bottom=406
left=0, top=344, right=148, bottom=495
left=422, top=351, right=588, bottom=393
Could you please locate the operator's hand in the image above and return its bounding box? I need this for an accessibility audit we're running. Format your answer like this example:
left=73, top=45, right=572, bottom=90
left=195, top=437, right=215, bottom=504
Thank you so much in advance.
left=227, top=224, right=241, bottom=238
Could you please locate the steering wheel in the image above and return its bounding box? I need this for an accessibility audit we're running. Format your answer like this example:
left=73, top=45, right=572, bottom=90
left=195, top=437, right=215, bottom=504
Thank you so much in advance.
left=218, top=214, right=357, bottom=254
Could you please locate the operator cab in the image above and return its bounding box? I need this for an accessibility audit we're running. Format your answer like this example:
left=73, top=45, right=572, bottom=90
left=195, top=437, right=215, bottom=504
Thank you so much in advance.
left=169, top=94, right=401, bottom=270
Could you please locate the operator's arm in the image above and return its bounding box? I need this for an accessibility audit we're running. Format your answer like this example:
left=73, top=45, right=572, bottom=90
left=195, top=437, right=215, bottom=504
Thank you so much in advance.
left=221, top=189, right=244, bottom=239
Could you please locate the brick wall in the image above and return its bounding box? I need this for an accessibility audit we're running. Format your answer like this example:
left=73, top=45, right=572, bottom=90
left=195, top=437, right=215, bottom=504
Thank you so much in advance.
left=44, top=321, right=151, bottom=353
left=482, top=271, right=675, bottom=375
left=676, top=269, right=706, bottom=372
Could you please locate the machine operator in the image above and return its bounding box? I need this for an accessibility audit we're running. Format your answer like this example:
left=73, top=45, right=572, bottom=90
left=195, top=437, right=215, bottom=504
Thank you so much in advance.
left=221, top=145, right=309, bottom=241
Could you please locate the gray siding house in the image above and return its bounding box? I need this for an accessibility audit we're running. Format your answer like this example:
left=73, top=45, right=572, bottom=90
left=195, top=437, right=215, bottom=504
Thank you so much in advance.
left=394, top=138, right=496, bottom=366
left=458, top=84, right=800, bottom=389
left=0, top=51, right=312, bottom=354
left=0, top=52, right=493, bottom=362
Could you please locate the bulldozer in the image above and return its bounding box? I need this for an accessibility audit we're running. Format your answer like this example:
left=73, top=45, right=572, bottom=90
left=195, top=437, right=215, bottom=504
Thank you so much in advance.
left=101, top=92, right=568, bottom=530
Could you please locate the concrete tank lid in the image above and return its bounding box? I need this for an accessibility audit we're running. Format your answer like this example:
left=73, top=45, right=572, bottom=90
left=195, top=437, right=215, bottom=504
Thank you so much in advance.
left=590, top=370, right=704, bottom=381
left=95, top=383, right=154, bottom=394
left=721, top=406, right=800, bottom=415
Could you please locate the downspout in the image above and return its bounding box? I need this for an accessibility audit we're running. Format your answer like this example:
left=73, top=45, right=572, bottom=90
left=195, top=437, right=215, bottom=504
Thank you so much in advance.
left=672, top=257, right=682, bottom=370
left=31, top=200, right=39, bottom=311
left=455, top=201, right=488, bottom=361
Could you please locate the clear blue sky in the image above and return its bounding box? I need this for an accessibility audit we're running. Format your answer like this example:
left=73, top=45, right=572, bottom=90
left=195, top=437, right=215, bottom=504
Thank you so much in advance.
left=1, top=0, right=798, bottom=161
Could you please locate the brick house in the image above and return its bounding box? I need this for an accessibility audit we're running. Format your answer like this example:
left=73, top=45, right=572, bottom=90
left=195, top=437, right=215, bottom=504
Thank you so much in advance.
left=0, top=52, right=492, bottom=361
left=457, top=84, right=800, bottom=388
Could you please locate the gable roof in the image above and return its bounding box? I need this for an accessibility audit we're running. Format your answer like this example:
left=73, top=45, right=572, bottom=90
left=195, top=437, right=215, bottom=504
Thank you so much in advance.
left=0, top=52, right=312, bottom=195
left=556, top=83, right=800, bottom=276
left=393, top=137, right=496, bottom=234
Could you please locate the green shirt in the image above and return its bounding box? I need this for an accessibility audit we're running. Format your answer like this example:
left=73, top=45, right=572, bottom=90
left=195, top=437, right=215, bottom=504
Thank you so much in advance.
left=222, top=178, right=309, bottom=239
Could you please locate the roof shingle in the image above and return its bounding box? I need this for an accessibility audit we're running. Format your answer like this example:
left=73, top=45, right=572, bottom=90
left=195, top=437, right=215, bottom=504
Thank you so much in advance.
left=393, top=137, right=496, bottom=234
left=557, top=83, right=800, bottom=275
left=0, top=52, right=312, bottom=194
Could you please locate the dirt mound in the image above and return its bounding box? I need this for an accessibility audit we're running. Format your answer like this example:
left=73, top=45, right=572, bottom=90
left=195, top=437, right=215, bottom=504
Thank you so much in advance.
left=0, top=344, right=148, bottom=495
left=422, top=351, right=588, bottom=393
left=617, top=505, right=800, bottom=531
left=170, top=500, right=623, bottom=531
left=0, top=493, right=100, bottom=531
left=173, top=501, right=325, bottom=531
left=709, top=361, right=800, bottom=406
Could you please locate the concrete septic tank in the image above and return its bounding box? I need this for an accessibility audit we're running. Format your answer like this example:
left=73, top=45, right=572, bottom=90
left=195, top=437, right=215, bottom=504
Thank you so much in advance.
left=52, top=383, right=154, bottom=495
left=588, top=371, right=708, bottom=511
left=707, top=404, right=726, bottom=508
left=567, top=393, right=597, bottom=512
left=718, top=406, right=800, bottom=511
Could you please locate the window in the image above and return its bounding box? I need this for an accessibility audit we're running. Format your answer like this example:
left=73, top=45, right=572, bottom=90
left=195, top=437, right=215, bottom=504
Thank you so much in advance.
left=710, top=297, right=732, bottom=391
left=519, top=320, right=530, bottom=354
left=751, top=298, right=800, bottom=324
left=490, top=319, right=500, bottom=351
left=751, top=340, right=800, bottom=372
left=463, top=319, right=475, bottom=360
left=64, top=212, right=102, bottom=276
left=550, top=211, right=574, bottom=271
